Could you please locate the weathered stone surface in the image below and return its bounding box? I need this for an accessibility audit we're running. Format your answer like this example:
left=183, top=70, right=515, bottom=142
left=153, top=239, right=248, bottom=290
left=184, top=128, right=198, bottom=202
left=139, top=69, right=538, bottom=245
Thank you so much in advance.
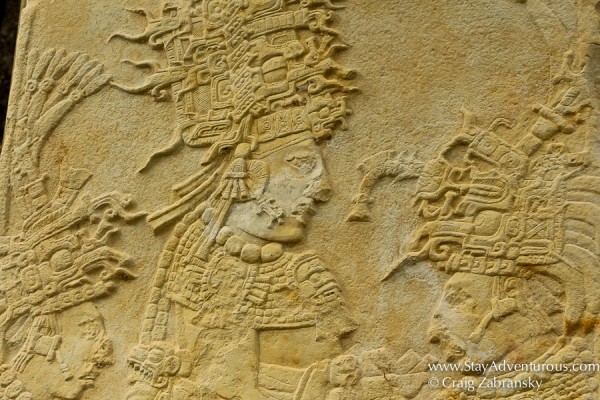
left=1, top=1, right=600, bottom=399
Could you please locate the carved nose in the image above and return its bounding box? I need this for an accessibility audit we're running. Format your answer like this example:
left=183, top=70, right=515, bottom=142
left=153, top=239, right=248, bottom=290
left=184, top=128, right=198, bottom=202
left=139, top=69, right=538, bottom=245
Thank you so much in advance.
left=428, top=314, right=444, bottom=344
left=307, top=173, right=332, bottom=202
left=92, top=338, right=114, bottom=366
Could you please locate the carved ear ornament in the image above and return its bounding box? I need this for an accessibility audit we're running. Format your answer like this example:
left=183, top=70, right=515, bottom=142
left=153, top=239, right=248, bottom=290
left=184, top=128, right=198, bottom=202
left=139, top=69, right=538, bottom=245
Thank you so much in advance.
left=217, top=157, right=252, bottom=201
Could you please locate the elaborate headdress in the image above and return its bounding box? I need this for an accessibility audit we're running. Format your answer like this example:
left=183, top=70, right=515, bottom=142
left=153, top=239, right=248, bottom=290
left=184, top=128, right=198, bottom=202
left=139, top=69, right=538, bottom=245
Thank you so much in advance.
left=110, top=0, right=357, bottom=256
left=0, top=41, right=145, bottom=375
left=378, top=52, right=598, bottom=334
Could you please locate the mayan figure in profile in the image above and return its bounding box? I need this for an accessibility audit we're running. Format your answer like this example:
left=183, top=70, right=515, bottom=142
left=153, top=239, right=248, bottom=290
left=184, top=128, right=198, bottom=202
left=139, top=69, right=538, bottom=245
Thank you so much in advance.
left=0, top=33, right=145, bottom=398
left=109, top=0, right=360, bottom=398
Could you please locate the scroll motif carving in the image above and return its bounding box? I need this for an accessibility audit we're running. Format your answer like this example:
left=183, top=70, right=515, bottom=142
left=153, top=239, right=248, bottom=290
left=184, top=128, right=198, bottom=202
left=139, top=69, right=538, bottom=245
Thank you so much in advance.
left=110, top=0, right=357, bottom=174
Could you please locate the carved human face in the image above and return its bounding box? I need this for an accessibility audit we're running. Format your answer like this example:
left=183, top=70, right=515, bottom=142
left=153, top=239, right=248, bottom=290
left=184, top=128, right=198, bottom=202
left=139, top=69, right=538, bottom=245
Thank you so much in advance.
left=428, top=273, right=557, bottom=366
left=226, top=138, right=331, bottom=243
left=18, top=303, right=113, bottom=400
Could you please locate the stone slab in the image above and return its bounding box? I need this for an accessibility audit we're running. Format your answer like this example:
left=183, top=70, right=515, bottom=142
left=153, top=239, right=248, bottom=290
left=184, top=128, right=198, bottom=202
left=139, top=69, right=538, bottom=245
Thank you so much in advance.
left=1, top=1, right=600, bottom=399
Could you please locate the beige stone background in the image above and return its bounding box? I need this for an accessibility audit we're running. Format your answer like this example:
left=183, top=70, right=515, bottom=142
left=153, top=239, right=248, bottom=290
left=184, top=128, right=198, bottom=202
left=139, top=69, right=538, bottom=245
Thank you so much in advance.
left=2, top=0, right=595, bottom=398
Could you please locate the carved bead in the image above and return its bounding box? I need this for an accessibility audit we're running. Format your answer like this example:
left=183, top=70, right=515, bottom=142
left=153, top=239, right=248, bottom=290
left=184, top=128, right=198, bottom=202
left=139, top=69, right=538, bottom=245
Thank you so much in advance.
left=241, top=243, right=261, bottom=263
left=225, top=236, right=245, bottom=256
left=216, top=226, right=235, bottom=245
left=261, top=243, right=284, bottom=262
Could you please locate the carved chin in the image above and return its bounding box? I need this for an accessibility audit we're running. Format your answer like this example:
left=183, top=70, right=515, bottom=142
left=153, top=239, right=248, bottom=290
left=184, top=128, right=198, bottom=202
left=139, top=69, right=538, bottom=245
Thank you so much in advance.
left=262, top=218, right=306, bottom=243
left=50, top=381, right=89, bottom=400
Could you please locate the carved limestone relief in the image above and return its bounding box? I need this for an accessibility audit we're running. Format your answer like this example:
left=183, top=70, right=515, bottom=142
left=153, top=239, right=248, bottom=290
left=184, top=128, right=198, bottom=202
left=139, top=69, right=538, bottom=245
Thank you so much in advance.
left=3, top=0, right=600, bottom=399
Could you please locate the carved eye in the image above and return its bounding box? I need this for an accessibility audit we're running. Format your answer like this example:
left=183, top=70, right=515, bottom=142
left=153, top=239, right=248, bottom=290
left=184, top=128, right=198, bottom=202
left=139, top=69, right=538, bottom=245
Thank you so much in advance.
left=285, top=153, right=317, bottom=175
left=444, top=288, right=471, bottom=307
left=79, top=319, right=102, bottom=340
